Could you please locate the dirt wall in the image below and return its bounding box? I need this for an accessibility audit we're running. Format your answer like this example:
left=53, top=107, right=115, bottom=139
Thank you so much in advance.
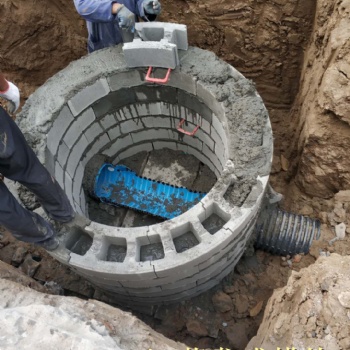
left=246, top=254, right=350, bottom=349
left=162, top=0, right=316, bottom=108
left=0, top=0, right=86, bottom=97
left=0, top=0, right=315, bottom=110
left=285, top=0, right=350, bottom=202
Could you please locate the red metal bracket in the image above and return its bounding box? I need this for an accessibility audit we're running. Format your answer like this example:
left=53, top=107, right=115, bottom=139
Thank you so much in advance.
left=145, top=67, right=171, bottom=84
left=177, top=118, right=200, bottom=136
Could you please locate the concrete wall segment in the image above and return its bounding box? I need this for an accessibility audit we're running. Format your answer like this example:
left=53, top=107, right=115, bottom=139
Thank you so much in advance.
left=123, top=40, right=179, bottom=69
left=68, top=78, right=110, bottom=116
left=134, top=22, right=188, bottom=50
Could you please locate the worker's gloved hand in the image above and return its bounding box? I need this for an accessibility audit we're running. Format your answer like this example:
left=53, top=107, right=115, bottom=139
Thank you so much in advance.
left=0, top=81, right=20, bottom=114
left=143, top=0, right=161, bottom=15
left=117, top=5, right=135, bottom=31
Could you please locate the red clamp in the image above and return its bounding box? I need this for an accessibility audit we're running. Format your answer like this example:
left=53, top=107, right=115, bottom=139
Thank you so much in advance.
left=145, top=67, right=171, bottom=84
left=177, top=118, right=200, bottom=136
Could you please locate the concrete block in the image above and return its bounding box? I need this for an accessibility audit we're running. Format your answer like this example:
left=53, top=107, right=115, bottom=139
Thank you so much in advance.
left=107, top=125, right=121, bottom=141
left=205, top=144, right=222, bottom=172
left=73, top=200, right=83, bottom=215
left=168, top=71, right=196, bottom=94
left=197, top=81, right=225, bottom=120
left=198, top=231, right=245, bottom=271
left=47, top=105, right=74, bottom=156
left=195, top=128, right=215, bottom=151
left=54, top=163, right=64, bottom=189
left=104, top=134, right=133, bottom=157
left=115, top=110, right=126, bottom=122
left=196, top=256, right=228, bottom=286
left=214, top=254, right=242, bottom=285
left=131, top=128, right=169, bottom=143
left=108, top=69, right=143, bottom=91
left=135, top=22, right=188, bottom=50
left=80, top=189, right=87, bottom=215
left=64, top=172, right=74, bottom=205
left=68, top=78, right=110, bottom=117
left=121, top=105, right=138, bottom=120
left=144, top=282, right=198, bottom=298
left=211, top=126, right=226, bottom=162
left=72, top=162, right=85, bottom=202
left=182, top=111, right=201, bottom=126
left=215, top=141, right=226, bottom=168
left=84, top=122, right=104, bottom=144
left=100, top=114, right=117, bottom=130
left=176, top=143, right=188, bottom=153
left=160, top=102, right=174, bottom=117
left=178, top=90, right=212, bottom=123
left=153, top=140, right=177, bottom=151
left=212, top=114, right=227, bottom=139
left=168, top=129, right=180, bottom=141
left=135, top=102, right=162, bottom=117
left=212, top=129, right=227, bottom=164
left=66, top=135, right=89, bottom=178
left=123, top=39, right=179, bottom=69
left=134, top=85, right=178, bottom=105
left=63, top=108, right=96, bottom=149
left=210, top=121, right=224, bottom=146
left=70, top=260, right=158, bottom=283
left=93, top=89, right=137, bottom=118
left=142, top=116, right=171, bottom=129
left=187, top=146, right=216, bottom=174
left=182, top=134, right=203, bottom=152
left=202, top=137, right=218, bottom=161
left=57, top=141, right=70, bottom=170
left=84, top=134, right=110, bottom=163
left=120, top=118, right=144, bottom=134
left=178, top=106, right=188, bottom=121
left=152, top=259, right=200, bottom=279
left=118, top=142, right=153, bottom=160
left=200, top=115, right=211, bottom=134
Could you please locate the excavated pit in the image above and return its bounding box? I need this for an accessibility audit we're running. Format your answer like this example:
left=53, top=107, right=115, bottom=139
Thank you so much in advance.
left=18, top=45, right=273, bottom=305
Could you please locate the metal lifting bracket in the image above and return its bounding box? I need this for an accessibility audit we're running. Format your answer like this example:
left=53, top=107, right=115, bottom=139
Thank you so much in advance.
left=145, top=67, right=172, bottom=84
left=176, top=114, right=201, bottom=137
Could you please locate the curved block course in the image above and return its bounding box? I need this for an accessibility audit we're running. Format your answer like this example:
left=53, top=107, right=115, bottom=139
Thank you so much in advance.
left=18, top=45, right=273, bottom=305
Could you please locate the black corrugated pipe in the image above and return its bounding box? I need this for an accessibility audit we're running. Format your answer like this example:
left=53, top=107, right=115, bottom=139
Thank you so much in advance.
left=254, top=185, right=321, bottom=256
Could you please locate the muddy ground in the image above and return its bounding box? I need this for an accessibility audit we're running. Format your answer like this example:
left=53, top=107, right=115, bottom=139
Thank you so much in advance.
left=1, top=0, right=350, bottom=348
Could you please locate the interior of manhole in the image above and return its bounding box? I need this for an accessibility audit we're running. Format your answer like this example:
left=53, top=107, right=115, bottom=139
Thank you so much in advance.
left=50, top=66, right=265, bottom=259
left=76, top=82, right=232, bottom=229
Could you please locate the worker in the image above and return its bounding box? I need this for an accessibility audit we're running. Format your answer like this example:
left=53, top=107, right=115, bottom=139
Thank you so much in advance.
left=0, top=72, right=75, bottom=251
left=74, top=0, right=162, bottom=52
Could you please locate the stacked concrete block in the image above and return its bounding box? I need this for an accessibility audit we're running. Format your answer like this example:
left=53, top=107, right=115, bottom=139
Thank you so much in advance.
left=135, top=22, right=188, bottom=50
left=18, top=42, right=273, bottom=305
left=123, top=22, right=188, bottom=69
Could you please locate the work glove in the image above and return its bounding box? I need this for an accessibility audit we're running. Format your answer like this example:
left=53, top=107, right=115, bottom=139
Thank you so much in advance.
left=116, top=5, right=135, bottom=31
left=0, top=80, right=20, bottom=113
left=143, top=0, right=161, bottom=15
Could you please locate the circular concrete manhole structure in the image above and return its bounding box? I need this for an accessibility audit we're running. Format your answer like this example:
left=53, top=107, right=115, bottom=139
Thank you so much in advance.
left=19, top=46, right=273, bottom=305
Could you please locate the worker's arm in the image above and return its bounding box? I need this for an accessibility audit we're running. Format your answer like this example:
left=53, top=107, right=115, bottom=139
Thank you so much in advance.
left=74, top=0, right=121, bottom=22
left=74, top=0, right=135, bottom=30
left=0, top=72, right=20, bottom=113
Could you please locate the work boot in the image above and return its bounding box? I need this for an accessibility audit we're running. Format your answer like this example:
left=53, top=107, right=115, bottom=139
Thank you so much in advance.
left=56, top=213, right=92, bottom=236
left=34, top=235, right=60, bottom=251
